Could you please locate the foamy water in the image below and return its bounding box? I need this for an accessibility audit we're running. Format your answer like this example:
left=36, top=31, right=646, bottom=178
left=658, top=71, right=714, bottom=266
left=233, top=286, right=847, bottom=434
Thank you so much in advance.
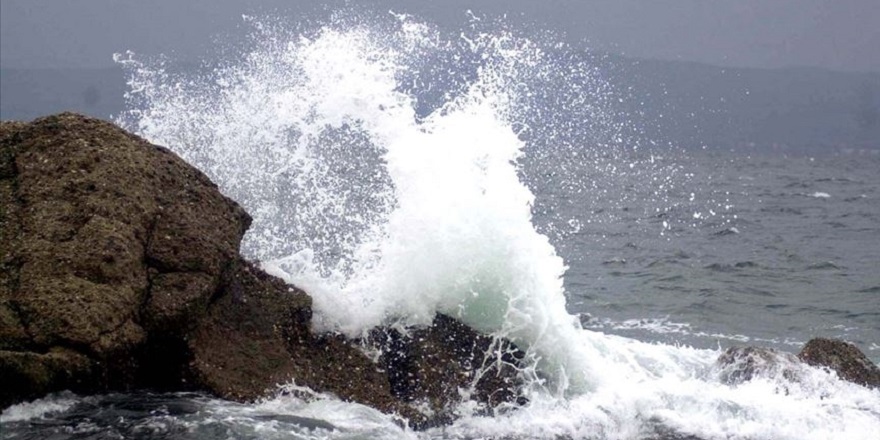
left=15, top=10, right=869, bottom=440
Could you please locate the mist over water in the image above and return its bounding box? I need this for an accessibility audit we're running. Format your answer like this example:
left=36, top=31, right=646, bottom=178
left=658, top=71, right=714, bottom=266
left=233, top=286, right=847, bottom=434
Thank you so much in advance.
left=14, top=10, right=872, bottom=439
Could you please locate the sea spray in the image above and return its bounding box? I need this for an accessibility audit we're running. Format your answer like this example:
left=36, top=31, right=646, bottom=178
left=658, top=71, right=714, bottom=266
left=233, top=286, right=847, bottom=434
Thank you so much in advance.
left=115, top=12, right=880, bottom=439
left=116, top=12, right=602, bottom=391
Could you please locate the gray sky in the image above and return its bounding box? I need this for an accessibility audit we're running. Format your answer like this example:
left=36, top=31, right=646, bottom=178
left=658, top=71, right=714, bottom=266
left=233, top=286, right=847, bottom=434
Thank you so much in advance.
left=2, top=0, right=879, bottom=72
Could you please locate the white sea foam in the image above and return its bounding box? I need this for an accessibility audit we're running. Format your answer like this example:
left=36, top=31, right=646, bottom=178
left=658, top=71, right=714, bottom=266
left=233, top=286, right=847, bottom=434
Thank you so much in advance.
left=582, top=316, right=807, bottom=348
left=116, top=12, right=880, bottom=439
left=0, top=392, right=79, bottom=423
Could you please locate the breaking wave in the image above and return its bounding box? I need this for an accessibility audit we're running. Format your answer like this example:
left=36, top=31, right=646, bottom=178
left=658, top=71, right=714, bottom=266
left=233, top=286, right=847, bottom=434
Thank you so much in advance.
left=110, top=11, right=880, bottom=440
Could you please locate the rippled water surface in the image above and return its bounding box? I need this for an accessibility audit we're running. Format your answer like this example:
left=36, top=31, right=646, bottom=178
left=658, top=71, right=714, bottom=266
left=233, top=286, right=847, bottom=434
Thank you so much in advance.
left=554, top=152, right=880, bottom=359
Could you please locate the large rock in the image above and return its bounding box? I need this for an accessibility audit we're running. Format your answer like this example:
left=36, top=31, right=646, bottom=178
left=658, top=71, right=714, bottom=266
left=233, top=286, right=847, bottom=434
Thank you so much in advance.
left=798, top=338, right=880, bottom=389
left=0, top=113, right=525, bottom=427
left=1, top=113, right=252, bottom=406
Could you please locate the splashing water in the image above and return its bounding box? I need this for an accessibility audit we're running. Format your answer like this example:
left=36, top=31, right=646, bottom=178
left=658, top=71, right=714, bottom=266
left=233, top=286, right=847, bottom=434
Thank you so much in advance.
left=112, top=12, right=880, bottom=440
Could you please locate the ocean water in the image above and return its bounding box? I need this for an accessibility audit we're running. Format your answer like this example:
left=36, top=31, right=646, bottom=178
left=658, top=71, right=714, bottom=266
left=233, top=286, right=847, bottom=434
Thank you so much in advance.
left=3, top=12, right=879, bottom=440
left=559, top=151, right=880, bottom=359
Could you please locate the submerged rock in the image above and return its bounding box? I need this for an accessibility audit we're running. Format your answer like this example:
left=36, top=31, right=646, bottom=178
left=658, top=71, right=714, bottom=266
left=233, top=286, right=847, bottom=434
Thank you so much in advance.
left=0, top=113, right=525, bottom=427
left=713, top=346, right=801, bottom=385
left=798, top=338, right=880, bottom=389
left=713, top=339, right=879, bottom=391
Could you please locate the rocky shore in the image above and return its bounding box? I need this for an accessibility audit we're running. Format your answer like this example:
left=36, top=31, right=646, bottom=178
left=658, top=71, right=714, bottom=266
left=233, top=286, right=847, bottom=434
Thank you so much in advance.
left=1, top=113, right=876, bottom=431
left=0, top=113, right=523, bottom=428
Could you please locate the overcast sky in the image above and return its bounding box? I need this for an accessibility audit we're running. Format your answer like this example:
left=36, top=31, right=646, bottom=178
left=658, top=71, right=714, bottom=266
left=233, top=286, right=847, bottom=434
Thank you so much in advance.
left=2, top=0, right=879, bottom=72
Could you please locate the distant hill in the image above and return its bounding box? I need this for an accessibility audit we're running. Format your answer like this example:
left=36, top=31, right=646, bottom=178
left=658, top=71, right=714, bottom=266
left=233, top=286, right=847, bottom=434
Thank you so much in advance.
left=2, top=58, right=878, bottom=153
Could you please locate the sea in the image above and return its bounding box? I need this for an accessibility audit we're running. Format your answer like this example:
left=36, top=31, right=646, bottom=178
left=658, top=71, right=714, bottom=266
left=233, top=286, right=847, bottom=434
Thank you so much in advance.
left=2, top=11, right=879, bottom=440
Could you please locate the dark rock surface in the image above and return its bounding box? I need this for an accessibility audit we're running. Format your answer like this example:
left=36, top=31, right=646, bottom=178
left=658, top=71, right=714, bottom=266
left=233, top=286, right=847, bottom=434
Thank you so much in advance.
left=369, top=314, right=526, bottom=428
left=184, top=259, right=416, bottom=422
left=0, top=113, right=525, bottom=427
left=2, top=113, right=252, bottom=406
left=798, top=338, right=880, bottom=389
left=0, top=114, right=256, bottom=406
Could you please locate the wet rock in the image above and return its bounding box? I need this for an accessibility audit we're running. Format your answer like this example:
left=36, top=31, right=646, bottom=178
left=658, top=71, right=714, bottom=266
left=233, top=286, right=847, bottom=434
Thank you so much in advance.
left=713, top=346, right=802, bottom=385
left=0, top=113, right=525, bottom=427
left=185, top=259, right=414, bottom=421
left=0, top=348, right=97, bottom=407
left=369, top=314, right=526, bottom=428
left=0, top=114, right=392, bottom=410
left=714, top=339, right=879, bottom=391
left=0, top=113, right=251, bottom=407
left=798, top=338, right=880, bottom=389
